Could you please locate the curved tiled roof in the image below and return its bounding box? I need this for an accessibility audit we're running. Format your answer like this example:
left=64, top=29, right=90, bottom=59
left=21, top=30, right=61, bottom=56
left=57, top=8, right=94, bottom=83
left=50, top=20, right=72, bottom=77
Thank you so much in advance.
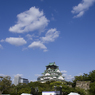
left=46, top=62, right=58, bottom=67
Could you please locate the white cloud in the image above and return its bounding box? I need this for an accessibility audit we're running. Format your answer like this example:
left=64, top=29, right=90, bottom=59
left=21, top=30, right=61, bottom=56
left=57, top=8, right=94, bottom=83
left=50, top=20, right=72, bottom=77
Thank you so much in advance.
left=63, top=73, right=74, bottom=81
left=0, top=74, right=10, bottom=78
left=5, top=37, right=27, bottom=46
left=9, top=7, right=49, bottom=33
left=8, top=7, right=60, bottom=52
left=0, top=39, right=4, bottom=42
left=26, top=34, right=36, bottom=40
left=0, top=44, right=3, bottom=49
left=30, top=79, right=37, bottom=82
left=77, top=73, right=83, bottom=76
left=26, top=34, right=33, bottom=40
left=22, top=47, right=28, bottom=51
left=28, top=41, right=47, bottom=51
left=51, top=14, right=55, bottom=21
left=61, top=70, right=74, bottom=81
left=14, top=74, right=23, bottom=77
left=43, top=49, right=48, bottom=52
left=61, top=70, right=67, bottom=73
left=71, top=0, right=95, bottom=18
left=28, top=28, right=59, bottom=52
left=66, top=75, right=74, bottom=80
left=35, top=74, right=41, bottom=77
left=41, top=28, right=60, bottom=43
left=26, top=34, right=32, bottom=38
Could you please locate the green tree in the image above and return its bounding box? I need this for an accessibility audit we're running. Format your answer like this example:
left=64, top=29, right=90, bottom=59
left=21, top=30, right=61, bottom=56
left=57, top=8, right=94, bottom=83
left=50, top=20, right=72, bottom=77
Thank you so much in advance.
left=89, top=81, right=95, bottom=95
left=62, top=85, right=74, bottom=95
left=75, top=87, right=86, bottom=95
left=8, top=84, right=17, bottom=95
left=72, top=75, right=83, bottom=87
left=83, top=73, right=89, bottom=81
left=0, top=76, right=12, bottom=94
left=18, top=87, right=31, bottom=95
left=89, top=70, right=95, bottom=82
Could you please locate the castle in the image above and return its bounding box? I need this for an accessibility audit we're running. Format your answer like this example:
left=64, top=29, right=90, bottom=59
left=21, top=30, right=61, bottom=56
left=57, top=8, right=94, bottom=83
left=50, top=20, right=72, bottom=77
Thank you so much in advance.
left=37, top=62, right=64, bottom=83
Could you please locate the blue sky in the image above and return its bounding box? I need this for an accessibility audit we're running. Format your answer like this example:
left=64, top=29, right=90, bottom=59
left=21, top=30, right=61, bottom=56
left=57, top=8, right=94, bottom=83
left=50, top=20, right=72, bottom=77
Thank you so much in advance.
left=0, top=0, right=95, bottom=82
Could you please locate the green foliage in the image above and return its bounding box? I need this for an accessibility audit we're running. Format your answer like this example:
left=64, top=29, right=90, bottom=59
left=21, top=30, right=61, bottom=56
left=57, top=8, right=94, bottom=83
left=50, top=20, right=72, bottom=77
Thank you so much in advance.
left=89, top=81, right=95, bottom=95
left=72, top=70, right=95, bottom=83
left=0, top=76, right=12, bottom=94
left=89, top=70, right=95, bottom=82
left=72, top=75, right=83, bottom=87
left=18, top=87, right=31, bottom=94
left=72, top=70, right=95, bottom=94
left=1, top=70, right=95, bottom=95
left=75, top=87, right=86, bottom=95
left=66, top=81, right=73, bottom=85
left=62, top=85, right=74, bottom=95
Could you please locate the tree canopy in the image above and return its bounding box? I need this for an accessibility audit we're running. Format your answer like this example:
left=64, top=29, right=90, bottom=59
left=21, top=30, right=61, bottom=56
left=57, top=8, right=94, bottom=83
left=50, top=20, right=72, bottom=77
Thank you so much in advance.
left=1, top=70, right=95, bottom=95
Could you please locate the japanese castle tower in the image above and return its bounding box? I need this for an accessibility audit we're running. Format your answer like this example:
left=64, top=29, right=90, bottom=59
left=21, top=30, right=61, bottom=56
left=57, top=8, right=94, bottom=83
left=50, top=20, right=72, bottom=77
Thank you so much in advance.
left=37, top=62, right=64, bottom=83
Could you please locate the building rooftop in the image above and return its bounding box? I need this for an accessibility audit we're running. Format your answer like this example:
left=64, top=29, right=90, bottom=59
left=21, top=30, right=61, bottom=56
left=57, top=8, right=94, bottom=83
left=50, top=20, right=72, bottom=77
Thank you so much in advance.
left=46, top=62, right=58, bottom=67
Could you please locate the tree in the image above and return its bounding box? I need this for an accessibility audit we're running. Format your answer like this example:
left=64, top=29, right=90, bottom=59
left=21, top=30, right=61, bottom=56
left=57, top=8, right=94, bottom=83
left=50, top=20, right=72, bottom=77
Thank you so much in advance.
left=89, top=70, right=95, bottom=82
left=75, top=87, right=86, bottom=95
left=62, top=84, right=74, bottom=95
left=83, top=73, right=90, bottom=81
left=0, top=76, right=12, bottom=94
left=72, top=75, right=83, bottom=87
left=18, top=87, right=31, bottom=95
left=89, top=81, right=95, bottom=95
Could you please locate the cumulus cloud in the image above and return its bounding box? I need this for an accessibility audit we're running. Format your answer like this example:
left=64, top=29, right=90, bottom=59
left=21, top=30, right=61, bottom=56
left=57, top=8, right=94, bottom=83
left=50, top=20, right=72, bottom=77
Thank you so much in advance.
left=5, top=37, right=27, bottom=46
left=77, top=73, right=83, bottom=76
left=30, top=79, right=37, bottom=82
left=14, top=74, right=23, bottom=77
left=65, top=75, right=74, bottom=80
left=61, top=70, right=67, bottom=73
left=7, top=7, right=60, bottom=52
left=26, top=34, right=33, bottom=40
left=28, top=28, right=59, bottom=52
left=9, top=7, right=49, bottom=33
left=63, top=73, right=74, bottom=81
left=28, top=41, right=47, bottom=51
left=35, top=74, right=41, bottom=77
left=0, top=44, right=3, bottom=49
left=61, top=70, right=74, bottom=81
left=43, top=49, right=48, bottom=52
left=22, top=47, right=28, bottom=51
left=41, top=28, right=60, bottom=43
left=71, top=0, right=95, bottom=18
left=0, top=39, right=4, bottom=42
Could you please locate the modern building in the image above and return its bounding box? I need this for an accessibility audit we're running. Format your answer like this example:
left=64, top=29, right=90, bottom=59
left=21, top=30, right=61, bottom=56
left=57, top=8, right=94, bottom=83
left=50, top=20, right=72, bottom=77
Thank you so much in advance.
left=20, top=78, right=29, bottom=84
left=14, top=75, right=21, bottom=86
left=14, top=75, right=29, bottom=86
left=37, top=62, right=64, bottom=83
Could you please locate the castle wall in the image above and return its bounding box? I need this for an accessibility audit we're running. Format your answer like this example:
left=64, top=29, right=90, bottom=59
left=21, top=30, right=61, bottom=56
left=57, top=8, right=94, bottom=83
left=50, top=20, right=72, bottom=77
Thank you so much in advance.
left=76, top=81, right=90, bottom=90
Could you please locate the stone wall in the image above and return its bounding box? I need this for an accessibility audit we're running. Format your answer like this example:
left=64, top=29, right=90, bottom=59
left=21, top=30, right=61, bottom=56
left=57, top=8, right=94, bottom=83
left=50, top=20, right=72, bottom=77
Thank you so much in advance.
left=76, top=81, right=90, bottom=90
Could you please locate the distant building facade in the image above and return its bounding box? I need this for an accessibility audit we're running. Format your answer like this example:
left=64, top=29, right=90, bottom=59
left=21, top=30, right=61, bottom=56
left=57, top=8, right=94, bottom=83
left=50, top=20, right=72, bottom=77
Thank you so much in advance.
left=14, top=76, right=21, bottom=86
left=20, top=78, right=29, bottom=84
left=14, top=75, right=29, bottom=86
left=37, top=62, right=64, bottom=83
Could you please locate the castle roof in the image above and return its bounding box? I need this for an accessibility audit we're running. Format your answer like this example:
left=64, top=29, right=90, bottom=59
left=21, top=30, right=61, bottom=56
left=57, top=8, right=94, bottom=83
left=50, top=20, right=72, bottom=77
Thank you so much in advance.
left=46, top=62, right=58, bottom=67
